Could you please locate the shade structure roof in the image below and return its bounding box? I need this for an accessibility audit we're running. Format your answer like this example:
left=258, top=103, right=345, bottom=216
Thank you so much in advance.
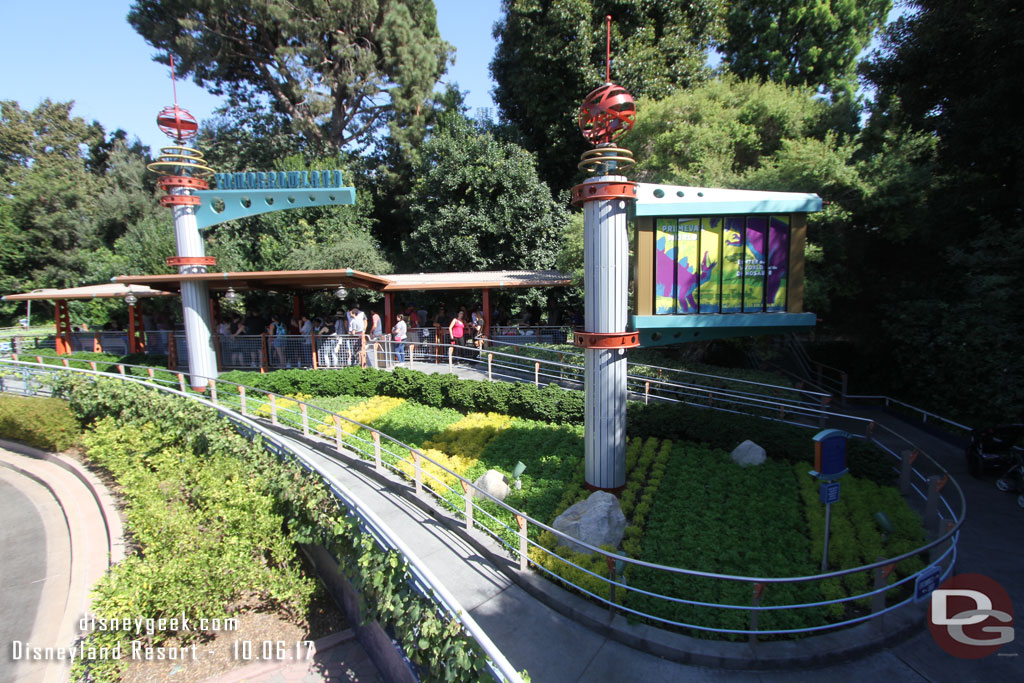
left=2, top=283, right=174, bottom=301
left=109, top=269, right=572, bottom=294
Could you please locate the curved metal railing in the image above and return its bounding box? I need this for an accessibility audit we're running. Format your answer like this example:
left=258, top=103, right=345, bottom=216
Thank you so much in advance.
left=0, top=359, right=523, bottom=683
left=1, top=355, right=966, bottom=641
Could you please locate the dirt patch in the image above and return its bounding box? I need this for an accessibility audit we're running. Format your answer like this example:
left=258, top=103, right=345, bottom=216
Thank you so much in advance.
left=118, top=589, right=345, bottom=683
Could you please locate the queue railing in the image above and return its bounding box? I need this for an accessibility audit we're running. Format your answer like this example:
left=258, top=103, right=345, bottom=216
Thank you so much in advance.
left=0, top=355, right=966, bottom=642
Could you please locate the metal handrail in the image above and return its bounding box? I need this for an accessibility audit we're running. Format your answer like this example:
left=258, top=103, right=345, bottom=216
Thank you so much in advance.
left=0, top=360, right=522, bottom=683
left=1, top=357, right=966, bottom=638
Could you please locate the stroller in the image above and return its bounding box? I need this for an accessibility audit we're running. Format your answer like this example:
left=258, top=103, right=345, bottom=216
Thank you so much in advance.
left=966, top=423, right=1024, bottom=508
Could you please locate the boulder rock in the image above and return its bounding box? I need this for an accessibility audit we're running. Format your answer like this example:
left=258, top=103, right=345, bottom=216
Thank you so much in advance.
left=552, top=491, right=626, bottom=555
left=473, top=469, right=510, bottom=502
left=730, top=440, right=766, bottom=467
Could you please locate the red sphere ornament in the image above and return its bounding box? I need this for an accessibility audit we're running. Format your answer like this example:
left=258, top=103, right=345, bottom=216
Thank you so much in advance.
left=156, top=105, right=199, bottom=142
left=578, top=83, right=636, bottom=146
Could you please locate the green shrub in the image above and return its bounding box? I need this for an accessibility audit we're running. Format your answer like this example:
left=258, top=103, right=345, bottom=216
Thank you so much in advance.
left=59, top=376, right=502, bottom=682
left=0, top=395, right=80, bottom=451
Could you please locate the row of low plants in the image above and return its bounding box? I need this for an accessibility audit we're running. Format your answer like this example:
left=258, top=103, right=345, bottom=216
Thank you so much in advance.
left=38, top=376, right=509, bottom=682
left=213, top=365, right=895, bottom=487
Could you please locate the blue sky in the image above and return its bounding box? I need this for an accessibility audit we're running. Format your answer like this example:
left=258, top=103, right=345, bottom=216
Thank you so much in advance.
left=0, top=1, right=502, bottom=153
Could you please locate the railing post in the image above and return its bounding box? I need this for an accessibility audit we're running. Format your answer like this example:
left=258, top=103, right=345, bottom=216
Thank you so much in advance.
left=644, top=381, right=650, bottom=404
left=177, top=373, right=186, bottom=393
left=301, top=403, right=309, bottom=437
left=488, top=353, right=493, bottom=381
left=819, top=395, right=828, bottom=427
left=333, top=415, right=343, bottom=452
left=239, top=386, right=247, bottom=416
left=270, top=394, right=278, bottom=425
left=36, top=355, right=43, bottom=365
left=409, top=344, right=415, bottom=367
left=899, top=449, right=918, bottom=495
left=311, top=333, right=318, bottom=369
left=372, top=431, right=383, bottom=473
left=146, top=367, right=154, bottom=379
left=209, top=379, right=217, bottom=405
left=448, top=345, right=454, bottom=372
left=62, top=358, right=70, bottom=368
left=749, top=582, right=765, bottom=643
left=841, top=372, right=848, bottom=402
left=534, top=362, right=540, bottom=387
left=412, top=449, right=422, bottom=496
left=605, top=555, right=617, bottom=613
left=925, top=475, right=947, bottom=539
left=872, top=559, right=896, bottom=616
left=516, top=514, right=528, bottom=571
left=89, top=361, right=98, bottom=372
left=461, top=480, right=473, bottom=531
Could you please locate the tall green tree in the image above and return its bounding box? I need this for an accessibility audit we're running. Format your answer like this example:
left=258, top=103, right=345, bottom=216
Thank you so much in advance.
left=722, top=0, right=891, bottom=97
left=856, top=0, right=1024, bottom=423
left=0, top=100, right=105, bottom=292
left=128, top=0, right=452, bottom=152
left=491, top=0, right=724, bottom=191
left=403, top=112, right=570, bottom=308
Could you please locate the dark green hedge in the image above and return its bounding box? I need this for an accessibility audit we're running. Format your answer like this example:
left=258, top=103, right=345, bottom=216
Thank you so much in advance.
left=219, top=367, right=586, bottom=425
left=0, top=395, right=80, bottom=451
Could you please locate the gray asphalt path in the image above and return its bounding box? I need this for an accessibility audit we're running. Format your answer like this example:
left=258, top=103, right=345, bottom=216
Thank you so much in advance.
left=0, top=477, right=47, bottom=683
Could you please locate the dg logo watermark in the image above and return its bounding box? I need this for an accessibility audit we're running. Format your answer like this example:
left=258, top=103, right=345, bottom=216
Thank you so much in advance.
left=928, top=573, right=1014, bottom=658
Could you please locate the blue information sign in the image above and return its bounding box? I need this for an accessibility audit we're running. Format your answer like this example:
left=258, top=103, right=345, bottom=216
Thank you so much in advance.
left=819, top=481, right=841, bottom=504
left=811, top=429, right=850, bottom=480
left=914, top=565, right=943, bottom=603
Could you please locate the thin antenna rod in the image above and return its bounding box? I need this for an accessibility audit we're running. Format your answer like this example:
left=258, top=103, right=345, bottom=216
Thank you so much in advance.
left=170, top=54, right=179, bottom=109
left=602, top=15, right=610, bottom=82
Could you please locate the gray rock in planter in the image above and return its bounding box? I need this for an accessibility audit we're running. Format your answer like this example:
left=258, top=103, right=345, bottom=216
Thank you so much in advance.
left=472, top=469, right=510, bottom=502
left=730, top=439, right=766, bottom=467
left=552, top=491, right=626, bottom=555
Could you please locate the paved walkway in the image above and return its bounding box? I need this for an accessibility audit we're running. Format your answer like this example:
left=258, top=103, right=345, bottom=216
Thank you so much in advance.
left=0, top=442, right=119, bottom=683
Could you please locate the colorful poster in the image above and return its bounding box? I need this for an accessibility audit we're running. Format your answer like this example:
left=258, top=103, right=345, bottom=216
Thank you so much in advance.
left=698, top=217, right=721, bottom=313
left=743, top=216, right=767, bottom=312
left=721, top=217, right=745, bottom=313
left=676, top=218, right=700, bottom=312
left=767, top=215, right=790, bottom=311
left=654, top=218, right=677, bottom=314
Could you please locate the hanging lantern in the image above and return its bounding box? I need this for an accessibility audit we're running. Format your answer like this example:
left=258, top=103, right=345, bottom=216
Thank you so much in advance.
left=224, top=286, right=239, bottom=303
left=124, top=292, right=139, bottom=306
left=336, top=285, right=349, bottom=300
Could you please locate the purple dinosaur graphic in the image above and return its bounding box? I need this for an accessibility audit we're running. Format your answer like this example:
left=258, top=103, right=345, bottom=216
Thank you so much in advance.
left=677, top=251, right=717, bottom=312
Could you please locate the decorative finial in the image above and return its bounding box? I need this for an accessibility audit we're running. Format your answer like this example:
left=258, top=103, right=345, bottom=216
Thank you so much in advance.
left=156, top=55, right=199, bottom=143
left=576, top=16, right=636, bottom=174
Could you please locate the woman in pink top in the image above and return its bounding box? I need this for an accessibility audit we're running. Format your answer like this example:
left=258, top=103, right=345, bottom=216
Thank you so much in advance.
left=448, top=310, right=466, bottom=362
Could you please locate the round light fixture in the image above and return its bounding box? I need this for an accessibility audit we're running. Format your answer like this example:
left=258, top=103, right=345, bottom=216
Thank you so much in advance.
left=336, top=285, right=348, bottom=300
left=124, top=292, right=138, bottom=306
left=224, top=286, right=239, bottom=303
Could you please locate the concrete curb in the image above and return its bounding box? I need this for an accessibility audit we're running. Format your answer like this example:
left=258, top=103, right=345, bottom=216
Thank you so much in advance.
left=274, top=424, right=928, bottom=671
left=0, top=438, right=125, bottom=566
left=0, top=440, right=124, bottom=683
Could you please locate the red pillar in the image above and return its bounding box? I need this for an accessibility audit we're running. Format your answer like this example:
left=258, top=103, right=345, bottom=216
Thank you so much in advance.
left=128, top=304, right=139, bottom=354
left=135, top=300, right=146, bottom=352
left=292, top=294, right=304, bottom=320
left=54, top=299, right=72, bottom=355
left=482, top=288, right=491, bottom=338
left=384, top=293, right=394, bottom=337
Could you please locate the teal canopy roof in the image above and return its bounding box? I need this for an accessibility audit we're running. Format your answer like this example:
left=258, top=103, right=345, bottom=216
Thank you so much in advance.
left=635, top=183, right=822, bottom=216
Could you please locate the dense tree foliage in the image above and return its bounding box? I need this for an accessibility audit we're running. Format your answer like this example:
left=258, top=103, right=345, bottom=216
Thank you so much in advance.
left=402, top=112, right=571, bottom=308
left=722, top=0, right=891, bottom=96
left=491, top=0, right=724, bottom=191
left=128, top=0, right=452, bottom=152
left=853, top=0, right=1024, bottom=422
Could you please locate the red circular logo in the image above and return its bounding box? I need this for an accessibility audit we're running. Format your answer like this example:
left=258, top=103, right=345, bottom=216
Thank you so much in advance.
left=928, top=573, right=1014, bottom=658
